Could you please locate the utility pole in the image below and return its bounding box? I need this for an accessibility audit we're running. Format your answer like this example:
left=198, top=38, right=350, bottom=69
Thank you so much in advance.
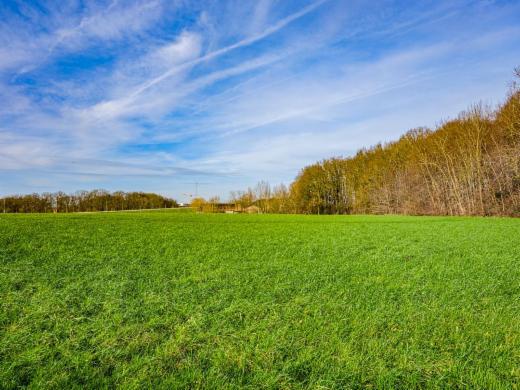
left=184, top=182, right=210, bottom=198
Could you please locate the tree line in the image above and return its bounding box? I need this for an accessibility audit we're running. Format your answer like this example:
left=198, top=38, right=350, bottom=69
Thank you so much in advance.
left=4, top=71, right=519, bottom=216
left=188, top=183, right=292, bottom=213
left=221, top=70, right=519, bottom=216
left=0, top=190, right=178, bottom=213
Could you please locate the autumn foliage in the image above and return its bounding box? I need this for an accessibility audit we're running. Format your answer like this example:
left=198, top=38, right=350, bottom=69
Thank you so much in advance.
left=230, top=74, right=520, bottom=216
left=288, top=83, right=520, bottom=216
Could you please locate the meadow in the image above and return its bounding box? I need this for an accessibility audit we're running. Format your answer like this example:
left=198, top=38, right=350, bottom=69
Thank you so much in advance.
left=1, top=211, right=519, bottom=389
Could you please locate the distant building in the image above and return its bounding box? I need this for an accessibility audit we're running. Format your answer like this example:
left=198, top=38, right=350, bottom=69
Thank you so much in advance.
left=244, top=205, right=260, bottom=214
left=196, top=203, right=261, bottom=214
left=213, top=203, right=240, bottom=213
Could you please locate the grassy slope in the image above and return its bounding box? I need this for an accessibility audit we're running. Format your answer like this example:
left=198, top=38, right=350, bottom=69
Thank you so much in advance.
left=1, top=212, right=519, bottom=389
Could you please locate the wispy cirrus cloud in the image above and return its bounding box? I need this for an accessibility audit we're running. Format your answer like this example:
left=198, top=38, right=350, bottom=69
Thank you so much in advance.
left=84, top=0, right=329, bottom=122
left=0, top=0, right=165, bottom=74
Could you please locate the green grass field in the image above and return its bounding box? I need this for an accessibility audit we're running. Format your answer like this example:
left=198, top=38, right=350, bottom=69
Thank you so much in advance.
left=1, top=212, right=519, bottom=389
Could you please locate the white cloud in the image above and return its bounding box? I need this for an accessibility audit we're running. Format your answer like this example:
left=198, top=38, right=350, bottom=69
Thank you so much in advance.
left=154, top=31, right=203, bottom=68
left=125, top=0, right=329, bottom=101
left=0, top=0, right=164, bottom=74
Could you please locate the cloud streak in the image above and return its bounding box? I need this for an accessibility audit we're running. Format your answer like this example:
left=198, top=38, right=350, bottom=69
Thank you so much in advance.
left=89, top=0, right=328, bottom=120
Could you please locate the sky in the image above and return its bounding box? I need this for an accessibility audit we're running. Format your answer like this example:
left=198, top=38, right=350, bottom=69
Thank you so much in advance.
left=1, top=0, right=519, bottom=201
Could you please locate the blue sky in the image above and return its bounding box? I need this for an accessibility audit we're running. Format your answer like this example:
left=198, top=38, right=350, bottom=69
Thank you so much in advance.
left=1, top=0, right=519, bottom=201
